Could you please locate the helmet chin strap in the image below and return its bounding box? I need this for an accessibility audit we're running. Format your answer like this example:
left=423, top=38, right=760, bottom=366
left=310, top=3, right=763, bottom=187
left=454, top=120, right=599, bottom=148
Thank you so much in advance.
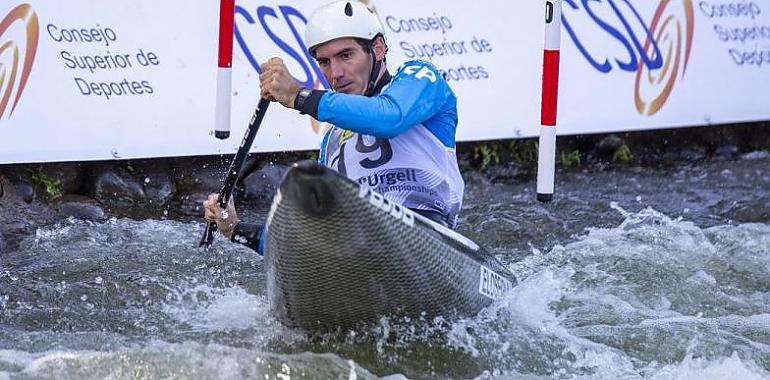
left=364, top=42, right=382, bottom=97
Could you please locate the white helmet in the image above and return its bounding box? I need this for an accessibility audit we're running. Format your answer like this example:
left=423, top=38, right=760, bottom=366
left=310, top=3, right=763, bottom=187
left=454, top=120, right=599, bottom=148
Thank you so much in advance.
left=305, top=1, right=384, bottom=55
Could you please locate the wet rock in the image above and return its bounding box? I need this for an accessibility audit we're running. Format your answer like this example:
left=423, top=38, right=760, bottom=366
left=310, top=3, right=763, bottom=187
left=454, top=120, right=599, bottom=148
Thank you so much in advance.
left=56, top=195, right=108, bottom=222
left=0, top=218, right=34, bottom=253
left=169, top=193, right=209, bottom=219
left=169, top=158, right=229, bottom=218
left=14, top=180, right=36, bottom=204
left=0, top=229, right=6, bottom=254
left=676, top=146, right=708, bottom=162
left=715, top=145, right=739, bottom=160
left=595, top=134, right=625, bottom=158
left=171, top=157, right=228, bottom=194
left=89, top=168, right=147, bottom=217
left=482, top=162, right=530, bottom=183
left=715, top=197, right=770, bottom=223
left=0, top=165, right=81, bottom=202
left=37, top=163, right=83, bottom=195
left=93, top=169, right=146, bottom=203
left=89, top=161, right=182, bottom=218
left=0, top=170, right=36, bottom=203
left=241, top=162, right=290, bottom=205
left=136, top=167, right=175, bottom=208
left=0, top=172, right=59, bottom=232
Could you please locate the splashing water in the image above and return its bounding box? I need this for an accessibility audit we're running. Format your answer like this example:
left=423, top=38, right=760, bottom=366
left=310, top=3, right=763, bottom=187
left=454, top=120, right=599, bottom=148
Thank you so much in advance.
left=1, top=158, right=769, bottom=379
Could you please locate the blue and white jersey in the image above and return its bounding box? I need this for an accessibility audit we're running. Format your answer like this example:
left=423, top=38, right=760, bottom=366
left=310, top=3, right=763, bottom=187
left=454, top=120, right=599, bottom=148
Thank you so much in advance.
left=316, top=59, right=464, bottom=228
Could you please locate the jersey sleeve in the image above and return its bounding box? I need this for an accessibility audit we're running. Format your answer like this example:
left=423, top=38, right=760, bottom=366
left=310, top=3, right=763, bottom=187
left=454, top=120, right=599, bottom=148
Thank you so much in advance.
left=316, top=60, right=453, bottom=138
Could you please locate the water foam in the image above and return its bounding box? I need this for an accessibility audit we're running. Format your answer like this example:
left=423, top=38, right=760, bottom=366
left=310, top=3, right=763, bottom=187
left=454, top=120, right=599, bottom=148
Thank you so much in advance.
left=445, top=204, right=770, bottom=377
left=161, top=284, right=267, bottom=331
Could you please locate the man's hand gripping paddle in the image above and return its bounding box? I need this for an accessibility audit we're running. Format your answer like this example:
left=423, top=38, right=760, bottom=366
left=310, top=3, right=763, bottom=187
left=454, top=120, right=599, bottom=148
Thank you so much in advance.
left=199, top=98, right=270, bottom=248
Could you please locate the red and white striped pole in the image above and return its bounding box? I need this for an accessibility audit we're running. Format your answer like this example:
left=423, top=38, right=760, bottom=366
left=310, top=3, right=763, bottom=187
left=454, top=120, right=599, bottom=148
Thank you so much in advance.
left=537, top=0, right=562, bottom=202
left=214, top=0, right=235, bottom=139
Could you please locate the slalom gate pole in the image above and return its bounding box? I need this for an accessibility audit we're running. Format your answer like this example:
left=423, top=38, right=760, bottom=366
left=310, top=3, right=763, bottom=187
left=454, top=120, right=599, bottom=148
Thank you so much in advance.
left=214, top=0, right=235, bottom=139
left=536, top=0, right=562, bottom=203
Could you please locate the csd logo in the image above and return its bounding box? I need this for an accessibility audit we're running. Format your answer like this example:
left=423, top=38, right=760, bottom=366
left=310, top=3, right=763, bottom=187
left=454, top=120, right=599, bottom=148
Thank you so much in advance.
left=234, top=5, right=327, bottom=90
left=0, top=3, right=39, bottom=120
left=563, top=0, right=695, bottom=116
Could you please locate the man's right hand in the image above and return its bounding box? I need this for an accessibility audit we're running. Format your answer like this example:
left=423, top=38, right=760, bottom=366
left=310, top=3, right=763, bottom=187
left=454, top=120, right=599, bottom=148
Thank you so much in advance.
left=203, top=193, right=239, bottom=239
left=259, top=57, right=302, bottom=108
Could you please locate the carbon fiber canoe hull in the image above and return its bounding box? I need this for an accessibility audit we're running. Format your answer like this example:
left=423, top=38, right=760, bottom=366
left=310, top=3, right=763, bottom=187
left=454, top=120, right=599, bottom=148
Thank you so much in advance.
left=264, top=160, right=516, bottom=331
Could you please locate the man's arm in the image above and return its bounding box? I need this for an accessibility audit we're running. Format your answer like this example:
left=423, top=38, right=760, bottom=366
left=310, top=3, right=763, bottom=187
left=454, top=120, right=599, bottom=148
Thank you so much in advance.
left=300, top=60, right=455, bottom=139
left=231, top=222, right=266, bottom=254
left=202, top=193, right=265, bottom=255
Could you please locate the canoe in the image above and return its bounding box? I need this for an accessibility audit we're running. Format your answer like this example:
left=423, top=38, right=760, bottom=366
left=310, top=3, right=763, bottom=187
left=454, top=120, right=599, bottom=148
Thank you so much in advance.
left=264, top=160, right=516, bottom=331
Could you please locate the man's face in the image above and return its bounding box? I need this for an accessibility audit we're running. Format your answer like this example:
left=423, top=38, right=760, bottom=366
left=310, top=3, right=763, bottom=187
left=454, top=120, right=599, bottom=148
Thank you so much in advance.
left=314, top=38, right=371, bottom=95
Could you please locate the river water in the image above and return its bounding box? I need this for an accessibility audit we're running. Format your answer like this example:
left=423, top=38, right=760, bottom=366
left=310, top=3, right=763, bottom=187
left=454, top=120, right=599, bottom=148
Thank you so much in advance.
left=1, top=153, right=769, bottom=379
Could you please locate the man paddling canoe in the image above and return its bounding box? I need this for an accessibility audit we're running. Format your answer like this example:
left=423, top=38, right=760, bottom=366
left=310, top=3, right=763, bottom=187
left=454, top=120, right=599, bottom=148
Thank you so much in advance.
left=204, top=1, right=465, bottom=252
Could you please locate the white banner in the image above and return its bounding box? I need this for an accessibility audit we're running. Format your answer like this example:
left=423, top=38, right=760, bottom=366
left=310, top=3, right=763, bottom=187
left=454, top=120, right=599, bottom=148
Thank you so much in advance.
left=1, top=0, right=768, bottom=164
left=559, top=0, right=770, bottom=133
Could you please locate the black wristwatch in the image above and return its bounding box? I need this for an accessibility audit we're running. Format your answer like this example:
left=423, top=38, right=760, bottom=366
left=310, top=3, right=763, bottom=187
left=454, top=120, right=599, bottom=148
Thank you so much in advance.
left=293, top=87, right=312, bottom=111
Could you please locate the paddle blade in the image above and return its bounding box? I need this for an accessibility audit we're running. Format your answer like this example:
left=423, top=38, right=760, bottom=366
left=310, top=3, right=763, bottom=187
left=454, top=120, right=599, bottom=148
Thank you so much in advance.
left=199, top=222, right=217, bottom=248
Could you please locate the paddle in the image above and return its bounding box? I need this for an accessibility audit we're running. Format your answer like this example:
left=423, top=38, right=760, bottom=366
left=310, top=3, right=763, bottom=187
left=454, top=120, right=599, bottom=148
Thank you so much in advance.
left=199, top=98, right=270, bottom=248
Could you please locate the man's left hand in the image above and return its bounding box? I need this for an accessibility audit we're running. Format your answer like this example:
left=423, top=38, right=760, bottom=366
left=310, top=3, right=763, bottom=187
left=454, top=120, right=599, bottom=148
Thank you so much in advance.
left=203, top=193, right=239, bottom=239
left=259, top=57, right=301, bottom=109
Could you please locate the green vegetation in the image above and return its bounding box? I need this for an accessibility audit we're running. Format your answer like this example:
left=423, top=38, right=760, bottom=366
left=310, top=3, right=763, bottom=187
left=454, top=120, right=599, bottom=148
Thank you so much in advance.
left=473, top=144, right=501, bottom=170
left=470, top=139, right=540, bottom=170
left=29, top=168, right=62, bottom=200
left=560, top=149, right=581, bottom=167
left=613, top=144, right=633, bottom=163
left=508, top=139, right=539, bottom=167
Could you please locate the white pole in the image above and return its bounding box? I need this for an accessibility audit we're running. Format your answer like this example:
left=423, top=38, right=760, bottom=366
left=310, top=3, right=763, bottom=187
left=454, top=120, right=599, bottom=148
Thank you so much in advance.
left=214, top=0, right=235, bottom=139
left=537, top=0, right=562, bottom=202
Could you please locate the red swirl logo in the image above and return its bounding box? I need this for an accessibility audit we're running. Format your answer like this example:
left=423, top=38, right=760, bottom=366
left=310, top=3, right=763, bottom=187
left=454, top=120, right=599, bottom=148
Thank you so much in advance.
left=634, top=0, right=694, bottom=116
left=0, top=4, right=38, bottom=120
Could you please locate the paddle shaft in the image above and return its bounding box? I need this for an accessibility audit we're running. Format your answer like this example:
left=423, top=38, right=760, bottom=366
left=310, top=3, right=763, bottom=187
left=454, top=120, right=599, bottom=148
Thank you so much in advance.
left=199, top=98, right=270, bottom=248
